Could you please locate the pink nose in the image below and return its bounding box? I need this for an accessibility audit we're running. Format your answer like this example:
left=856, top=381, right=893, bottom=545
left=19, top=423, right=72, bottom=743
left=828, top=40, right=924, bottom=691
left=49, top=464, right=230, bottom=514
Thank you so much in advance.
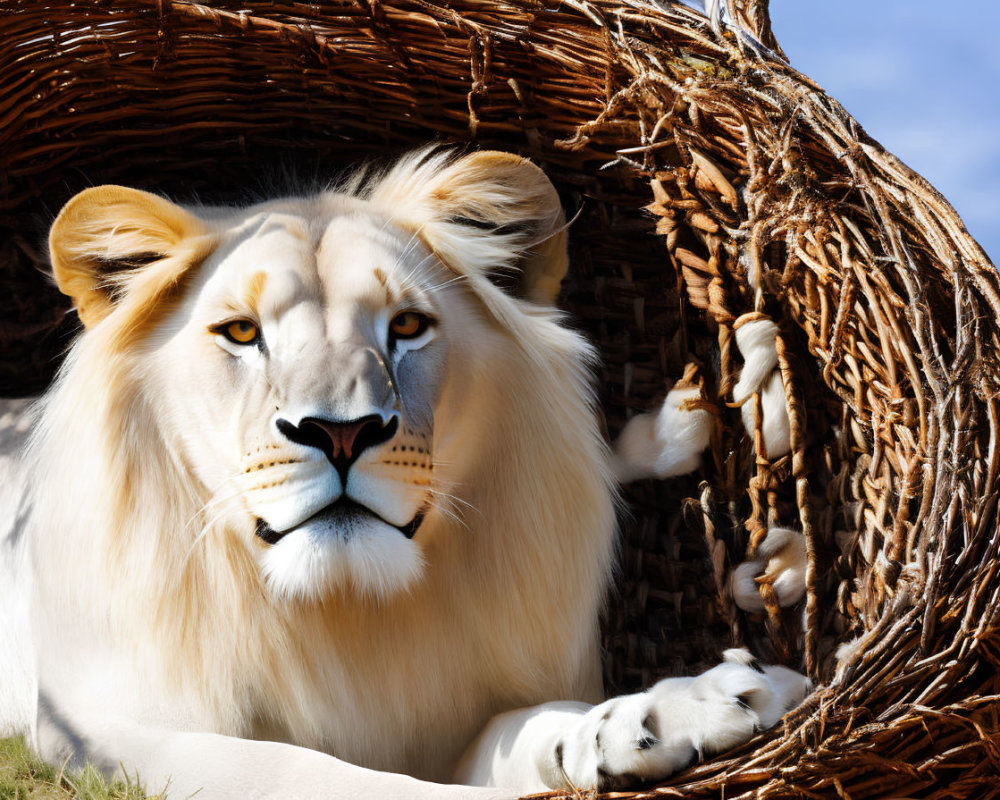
left=304, top=418, right=370, bottom=462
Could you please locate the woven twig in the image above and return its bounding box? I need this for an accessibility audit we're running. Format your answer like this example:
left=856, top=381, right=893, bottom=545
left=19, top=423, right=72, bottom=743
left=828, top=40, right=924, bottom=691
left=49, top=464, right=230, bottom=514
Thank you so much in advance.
left=2, top=0, right=998, bottom=796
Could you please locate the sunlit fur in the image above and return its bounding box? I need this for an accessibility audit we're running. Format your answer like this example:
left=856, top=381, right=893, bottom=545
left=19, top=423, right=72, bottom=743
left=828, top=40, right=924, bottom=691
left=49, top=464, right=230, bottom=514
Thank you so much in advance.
left=21, top=149, right=616, bottom=782
left=733, top=314, right=791, bottom=458
left=731, top=527, right=807, bottom=612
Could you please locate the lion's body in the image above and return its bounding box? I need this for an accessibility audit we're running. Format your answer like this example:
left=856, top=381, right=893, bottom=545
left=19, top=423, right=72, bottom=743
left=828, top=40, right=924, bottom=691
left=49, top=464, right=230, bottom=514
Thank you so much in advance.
left=0, top=150, right=807, bottom=799
left=2, top=151, right=614, bottom=789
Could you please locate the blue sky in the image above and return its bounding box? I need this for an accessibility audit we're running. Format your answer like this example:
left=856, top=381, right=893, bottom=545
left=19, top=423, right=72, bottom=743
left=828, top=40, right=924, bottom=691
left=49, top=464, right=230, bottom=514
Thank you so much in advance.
left=769, top=1, right=1000, bottom=264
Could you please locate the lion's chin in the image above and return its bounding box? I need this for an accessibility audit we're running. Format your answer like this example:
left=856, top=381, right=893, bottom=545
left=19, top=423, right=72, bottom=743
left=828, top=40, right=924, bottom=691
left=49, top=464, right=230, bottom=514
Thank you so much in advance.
left=257, top=507, right=426, bottom=602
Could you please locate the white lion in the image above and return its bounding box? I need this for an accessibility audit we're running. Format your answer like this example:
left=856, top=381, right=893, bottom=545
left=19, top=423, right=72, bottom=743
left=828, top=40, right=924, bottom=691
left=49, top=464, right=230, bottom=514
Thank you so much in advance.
left=0, top=148, right=810, bottom=799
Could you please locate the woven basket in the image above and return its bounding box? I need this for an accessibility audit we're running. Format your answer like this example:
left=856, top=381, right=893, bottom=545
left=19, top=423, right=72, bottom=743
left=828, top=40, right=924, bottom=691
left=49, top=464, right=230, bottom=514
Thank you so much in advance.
left=3, top=1, right=999, bottom=796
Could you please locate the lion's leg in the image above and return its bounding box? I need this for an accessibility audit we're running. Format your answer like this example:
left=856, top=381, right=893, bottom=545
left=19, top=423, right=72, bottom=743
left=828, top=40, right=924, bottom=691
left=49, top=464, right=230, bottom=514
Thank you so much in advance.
left=34, top=708, right=515, bottom=800
left=455, top=650, right=810, bottom=793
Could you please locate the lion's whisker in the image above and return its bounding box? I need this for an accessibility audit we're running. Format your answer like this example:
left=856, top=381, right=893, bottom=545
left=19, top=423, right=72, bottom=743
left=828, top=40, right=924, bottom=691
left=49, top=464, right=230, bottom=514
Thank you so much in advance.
left=394, top=250, right=438, bottom=293
left=179, top=490, right=249, bottom=570
left=423, top=273, right=469, bottom=293
left=424, top=496, right=469, bottom=530
left=424, top=486, right=480, bottom=529
left=179, top=474, right=248, bottom=534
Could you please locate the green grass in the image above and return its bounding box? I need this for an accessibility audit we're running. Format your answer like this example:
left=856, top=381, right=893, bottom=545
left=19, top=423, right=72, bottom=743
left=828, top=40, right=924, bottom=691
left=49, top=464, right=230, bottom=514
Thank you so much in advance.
left=0, top=736, right=158, bottom=800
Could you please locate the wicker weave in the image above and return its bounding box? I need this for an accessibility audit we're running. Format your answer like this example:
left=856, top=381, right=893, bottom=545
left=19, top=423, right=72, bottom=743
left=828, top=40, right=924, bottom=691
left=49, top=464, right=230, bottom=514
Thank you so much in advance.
left=3, top=1, right=999, bottom=796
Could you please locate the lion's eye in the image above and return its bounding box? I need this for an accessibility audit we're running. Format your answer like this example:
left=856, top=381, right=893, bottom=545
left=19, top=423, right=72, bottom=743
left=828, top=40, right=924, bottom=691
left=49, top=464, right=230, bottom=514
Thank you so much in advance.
left=389, top=311, right=432, bottom=341
left=217, top=320, right=260, bottom=345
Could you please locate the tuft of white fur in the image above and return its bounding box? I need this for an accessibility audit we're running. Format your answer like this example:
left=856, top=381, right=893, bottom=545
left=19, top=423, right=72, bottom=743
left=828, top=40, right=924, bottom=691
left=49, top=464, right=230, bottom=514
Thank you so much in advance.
left=740, top=370, right=791, bottom=459
left=731, top=527, right=807, bottom=612
left=834, top=637, right=868, bottom=683
left=612, top=384, right=712, bottom=483
left=732, top=315, right=791, bottom=459
left=739, top=247, right=761, bottom=292
left=732, top=317, right=780, bottom=404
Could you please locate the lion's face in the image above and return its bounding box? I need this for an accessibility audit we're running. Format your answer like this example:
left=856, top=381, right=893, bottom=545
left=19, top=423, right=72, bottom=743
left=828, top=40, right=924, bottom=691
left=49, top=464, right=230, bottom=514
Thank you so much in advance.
left=163, top=208, right=462, bottom=599
left=47, top=149, right=572, bottom=602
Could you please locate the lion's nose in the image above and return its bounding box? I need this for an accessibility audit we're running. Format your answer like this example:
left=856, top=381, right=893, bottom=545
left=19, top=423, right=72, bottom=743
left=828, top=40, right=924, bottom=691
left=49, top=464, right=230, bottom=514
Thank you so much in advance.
left=276, top=414, right=399, bottom=478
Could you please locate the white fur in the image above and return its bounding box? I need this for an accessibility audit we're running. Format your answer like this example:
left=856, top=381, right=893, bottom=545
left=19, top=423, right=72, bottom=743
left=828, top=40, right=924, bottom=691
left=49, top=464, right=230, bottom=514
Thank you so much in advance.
left=733, top=316, right=791, bottom=459
left=731, top=527, right=808, bottom=612
left=0, top=400, right=35, bottom=738
left=259, top=519, right=426, bottom=602
left=740, top=370, right=792, bottom=459
left=732, top=318, right=780, bottom=404
left=612, top=384, right=712, bottom=483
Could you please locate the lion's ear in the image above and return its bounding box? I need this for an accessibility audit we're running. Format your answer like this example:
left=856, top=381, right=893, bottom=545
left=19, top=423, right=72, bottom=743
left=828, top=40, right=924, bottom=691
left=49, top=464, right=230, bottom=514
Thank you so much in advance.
left=372, top=150, right=569, bottom=305
left=49, top=186, right=207, bottom=327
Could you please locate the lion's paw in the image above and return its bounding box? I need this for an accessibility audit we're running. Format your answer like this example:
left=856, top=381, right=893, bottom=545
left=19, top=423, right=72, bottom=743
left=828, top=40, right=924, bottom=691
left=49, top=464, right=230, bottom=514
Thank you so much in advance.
left=731, top=527, right=807, bottom=612
left=550, top=650, right=811, bottom=791
left=612, top=383, right=713, bottom=484
left=547, top=691, right=693, bottom=792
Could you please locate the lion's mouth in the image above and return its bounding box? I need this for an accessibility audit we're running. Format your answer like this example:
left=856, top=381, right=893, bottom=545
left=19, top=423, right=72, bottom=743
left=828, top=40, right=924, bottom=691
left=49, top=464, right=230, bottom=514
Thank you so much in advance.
left=254, top=499, right=424, bottom=545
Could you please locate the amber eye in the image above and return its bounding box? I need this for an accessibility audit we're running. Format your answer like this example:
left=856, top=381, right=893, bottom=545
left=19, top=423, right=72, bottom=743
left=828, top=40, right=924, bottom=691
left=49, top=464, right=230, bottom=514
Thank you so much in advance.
left=389, top=311, right=432, bottom=341
left=217, top=319, right=260, bottom=345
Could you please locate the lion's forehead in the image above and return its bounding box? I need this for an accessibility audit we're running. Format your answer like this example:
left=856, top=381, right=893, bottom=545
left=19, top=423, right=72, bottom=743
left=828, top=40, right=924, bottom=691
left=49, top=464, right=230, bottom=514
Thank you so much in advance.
left=203, top=207, right=434, bottom=321
left=317, top=214, right=434, bottom=302
left=199, top=212, right=319, bottom=310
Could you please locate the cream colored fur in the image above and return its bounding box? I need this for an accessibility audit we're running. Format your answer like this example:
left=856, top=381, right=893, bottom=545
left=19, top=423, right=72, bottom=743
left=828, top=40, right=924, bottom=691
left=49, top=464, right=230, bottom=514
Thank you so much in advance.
left=0, top=399, right=34, bottom=740
left=731, top=527, right=808, bottom=612
left=733, top=315, right=792, bottom=459
left=612, top=384, right=712, bottom=483
left=0, top=148, right=809, bottom=799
